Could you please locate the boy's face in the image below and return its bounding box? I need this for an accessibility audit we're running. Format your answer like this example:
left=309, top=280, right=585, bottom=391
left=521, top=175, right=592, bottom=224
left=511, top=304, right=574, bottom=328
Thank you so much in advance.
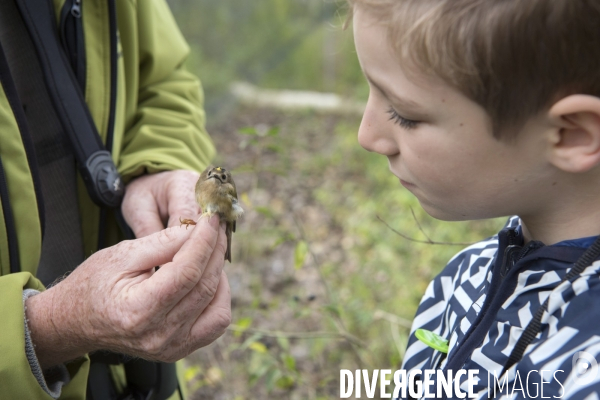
left=353, top=7, right=554, bottom=221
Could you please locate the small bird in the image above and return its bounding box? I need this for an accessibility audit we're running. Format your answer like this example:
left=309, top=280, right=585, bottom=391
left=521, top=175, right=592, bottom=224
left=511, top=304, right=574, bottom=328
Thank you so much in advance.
left=180, top=166, right=243, bottom=262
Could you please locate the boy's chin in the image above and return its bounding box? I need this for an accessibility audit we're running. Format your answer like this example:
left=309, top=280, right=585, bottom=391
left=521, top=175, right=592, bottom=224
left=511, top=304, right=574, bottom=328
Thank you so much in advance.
left=418, top=201, right=477, bottom=222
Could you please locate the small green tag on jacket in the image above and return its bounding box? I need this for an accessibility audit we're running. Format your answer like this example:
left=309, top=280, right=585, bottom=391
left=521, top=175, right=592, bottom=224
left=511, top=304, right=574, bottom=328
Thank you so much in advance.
left=415, top=329, right=449, bottom=353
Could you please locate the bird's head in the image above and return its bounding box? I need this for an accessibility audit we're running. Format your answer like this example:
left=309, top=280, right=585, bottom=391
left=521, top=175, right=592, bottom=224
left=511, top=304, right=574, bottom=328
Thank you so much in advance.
left=205, top=166, right=232, bottom=184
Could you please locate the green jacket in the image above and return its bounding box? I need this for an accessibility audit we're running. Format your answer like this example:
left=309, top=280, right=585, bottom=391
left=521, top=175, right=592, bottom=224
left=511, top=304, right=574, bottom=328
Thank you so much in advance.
left=0, top=0, right=215, bottom=397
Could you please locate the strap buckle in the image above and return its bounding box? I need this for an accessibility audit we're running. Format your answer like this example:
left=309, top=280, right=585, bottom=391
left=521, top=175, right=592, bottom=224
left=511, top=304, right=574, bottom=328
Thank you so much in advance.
left=81, top=150, right=124, bottom=208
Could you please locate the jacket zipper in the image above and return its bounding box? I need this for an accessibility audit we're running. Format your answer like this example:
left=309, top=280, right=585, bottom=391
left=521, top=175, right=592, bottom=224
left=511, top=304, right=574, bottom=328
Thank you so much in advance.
left=500, top=229, right=544, bottom=279
left=500, top=228, right=520, bottom=278
left=442, top=226, right=524, bottom=375
left=106, top=0, right=117, bottom=154
left=59, top=0, right=86, bottom=92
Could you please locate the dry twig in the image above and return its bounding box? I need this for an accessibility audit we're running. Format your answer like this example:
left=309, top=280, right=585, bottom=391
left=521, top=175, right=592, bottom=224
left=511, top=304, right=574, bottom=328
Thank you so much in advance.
left=373, top=310, right=412, bottom=360
left=376, top=214, right=473, bottom=246
left=227, top=324, right=366, bottom=348
left=373, top=309, right=413, bottom=329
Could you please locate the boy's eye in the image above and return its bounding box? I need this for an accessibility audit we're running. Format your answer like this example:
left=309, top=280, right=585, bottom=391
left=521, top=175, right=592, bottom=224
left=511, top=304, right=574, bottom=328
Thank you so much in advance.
left=387, top=107, right=419, bottom=130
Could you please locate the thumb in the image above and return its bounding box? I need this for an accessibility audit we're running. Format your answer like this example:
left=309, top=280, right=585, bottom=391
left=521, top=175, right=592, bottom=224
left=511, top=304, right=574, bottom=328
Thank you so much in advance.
left=132, top=215, right=221, bottom=311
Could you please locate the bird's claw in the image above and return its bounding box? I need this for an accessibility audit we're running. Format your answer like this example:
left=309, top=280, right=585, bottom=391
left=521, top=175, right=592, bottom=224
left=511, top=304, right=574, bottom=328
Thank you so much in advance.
left=201, top=211, right=216, bottom=220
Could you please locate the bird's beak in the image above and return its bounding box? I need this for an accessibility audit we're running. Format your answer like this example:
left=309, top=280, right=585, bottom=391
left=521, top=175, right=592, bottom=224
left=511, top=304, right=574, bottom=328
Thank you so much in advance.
left=208, top=175, right=223, bottom=183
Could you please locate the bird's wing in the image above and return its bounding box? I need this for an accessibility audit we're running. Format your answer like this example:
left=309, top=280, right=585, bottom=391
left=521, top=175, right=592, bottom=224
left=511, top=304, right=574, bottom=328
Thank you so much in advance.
left=225, top=181, right=238, bottom=199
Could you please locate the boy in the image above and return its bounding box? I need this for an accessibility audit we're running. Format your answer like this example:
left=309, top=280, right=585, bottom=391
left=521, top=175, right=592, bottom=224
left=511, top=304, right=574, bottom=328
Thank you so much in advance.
left=350, top=0, right=600, bottom=398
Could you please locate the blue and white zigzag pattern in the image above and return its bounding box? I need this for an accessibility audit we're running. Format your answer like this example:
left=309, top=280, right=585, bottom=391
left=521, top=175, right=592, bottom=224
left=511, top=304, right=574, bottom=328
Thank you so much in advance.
left=401, top=217, right=600, bottom=399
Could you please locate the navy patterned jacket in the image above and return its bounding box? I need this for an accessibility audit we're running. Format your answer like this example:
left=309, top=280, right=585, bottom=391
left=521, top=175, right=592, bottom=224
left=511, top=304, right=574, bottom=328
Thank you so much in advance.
left=401, top=217, right=600, bottom=399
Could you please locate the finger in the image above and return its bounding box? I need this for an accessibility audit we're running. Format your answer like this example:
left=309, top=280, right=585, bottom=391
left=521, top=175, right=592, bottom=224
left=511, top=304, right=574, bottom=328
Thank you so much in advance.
left=122, top=190, right=165, bottom=238
left=148, top=215, right=222, bottom=309
left=165, top=171, right=201, bottom=228
left=116, top=224, right=195, bottom=274
left=140, top=272, right=231, bottom=363
left=188, top=271, right=232, bottom=349
left=164, top=220, right=227, bottom=325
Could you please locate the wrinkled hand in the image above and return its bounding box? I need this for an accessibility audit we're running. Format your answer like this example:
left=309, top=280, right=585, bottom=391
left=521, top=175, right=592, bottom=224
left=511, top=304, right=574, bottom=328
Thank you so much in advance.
left=25, top=216, right=231, bottom=369
left=122, top=170, right=201, bottom=238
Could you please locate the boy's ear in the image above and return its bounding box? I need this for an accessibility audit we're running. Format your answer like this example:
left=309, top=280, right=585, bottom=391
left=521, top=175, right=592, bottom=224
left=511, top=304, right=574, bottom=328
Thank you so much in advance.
left=547, top=95, right=600, bottom=173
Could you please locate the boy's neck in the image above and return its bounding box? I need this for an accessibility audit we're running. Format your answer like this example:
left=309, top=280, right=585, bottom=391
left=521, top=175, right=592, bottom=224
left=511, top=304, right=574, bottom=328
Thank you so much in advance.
left=520, top=204, right=600, bottom=246
left=516, top=166, right=600, bottom=245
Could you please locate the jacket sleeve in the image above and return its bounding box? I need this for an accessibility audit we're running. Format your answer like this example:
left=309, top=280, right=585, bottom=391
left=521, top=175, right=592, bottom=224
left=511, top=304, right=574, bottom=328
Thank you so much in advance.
left=0, top=273, right=89, bottom=399
left=115, top=0, right=215, bottom=182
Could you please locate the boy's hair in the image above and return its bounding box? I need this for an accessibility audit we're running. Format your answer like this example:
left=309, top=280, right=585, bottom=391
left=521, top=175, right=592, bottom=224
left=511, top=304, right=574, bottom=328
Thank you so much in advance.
left=349, top=0, right=600, bottom=139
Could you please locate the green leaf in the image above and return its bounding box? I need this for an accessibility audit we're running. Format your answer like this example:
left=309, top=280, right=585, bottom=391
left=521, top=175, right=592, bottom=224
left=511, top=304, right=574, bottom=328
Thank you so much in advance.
left=270, top=167, right=289, bottom=176
left=322, top=303, right=341, bottom=318
left=238, top=127, right=258, bottom=135
left=249, top=363, right=270, bottom=386
left=240, top=192, right=252, bottom=207
left=184, top=365, right=202, bottom=383
left=276, top=336, right=290, bottom=351
left=237, top=316, right=253, bottom=329
left=266, top=144, right=283, bottom=153
left=267, top=127, right=280, bottom=136
left=240, top=333, right=263, bottom=350
left=276, top=375, right=296, bottom=389
left=266, top=369, right=283, bottom=391
left=271, top=236, right=289, bottom=250
left=415, top=328, right=449, bottom=353
left=294, top=241, right=308, bottom=270
left=234, top=317, right=253, bottom=338
left=282, top=354, right=296, bottom=371
left=249, top=341, right=268, bottom=353
left=255, top=206, right=274, bottom=218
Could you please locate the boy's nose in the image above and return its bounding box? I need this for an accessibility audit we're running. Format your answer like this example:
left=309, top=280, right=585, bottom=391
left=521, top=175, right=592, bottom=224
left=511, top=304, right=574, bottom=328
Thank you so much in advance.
left=358, top=107, right=399, bottom=156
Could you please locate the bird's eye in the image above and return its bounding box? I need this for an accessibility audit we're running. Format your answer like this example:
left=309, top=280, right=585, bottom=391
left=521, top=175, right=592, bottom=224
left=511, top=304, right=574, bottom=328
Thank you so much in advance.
left=221, top=174, right=226, bottom=180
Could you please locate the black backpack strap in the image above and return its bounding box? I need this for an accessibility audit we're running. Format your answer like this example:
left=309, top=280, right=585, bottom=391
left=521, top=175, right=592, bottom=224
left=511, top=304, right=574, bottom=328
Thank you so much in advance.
left=87, top=352, right=180, bottom=400
left=13, top=0, right=123, bottom=208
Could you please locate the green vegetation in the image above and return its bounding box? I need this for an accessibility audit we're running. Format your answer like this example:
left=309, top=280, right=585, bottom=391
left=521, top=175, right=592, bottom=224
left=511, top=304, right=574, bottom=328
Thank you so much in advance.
left=168, top=0, right=368, bottom=115
left=166, top=1, right=504, bottom=398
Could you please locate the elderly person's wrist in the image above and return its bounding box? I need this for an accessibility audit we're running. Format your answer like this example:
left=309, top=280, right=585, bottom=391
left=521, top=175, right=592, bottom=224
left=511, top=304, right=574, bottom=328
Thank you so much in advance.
left=23, top=289, right=70, bottom=399
left=24, top=287, right=92, bottom=370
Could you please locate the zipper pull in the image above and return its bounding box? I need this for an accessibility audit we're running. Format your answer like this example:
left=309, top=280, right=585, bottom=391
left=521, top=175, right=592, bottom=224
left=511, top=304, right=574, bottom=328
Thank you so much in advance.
left=501, top=245, right=520, bottom=278
left=71, top=0, right=82, bottom=18
left=499, top=228, right=521, bottom=278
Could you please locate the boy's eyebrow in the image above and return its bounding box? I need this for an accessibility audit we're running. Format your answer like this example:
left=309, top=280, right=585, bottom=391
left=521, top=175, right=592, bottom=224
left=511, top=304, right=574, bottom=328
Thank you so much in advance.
left=364, top=73, right=425, bottom=112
